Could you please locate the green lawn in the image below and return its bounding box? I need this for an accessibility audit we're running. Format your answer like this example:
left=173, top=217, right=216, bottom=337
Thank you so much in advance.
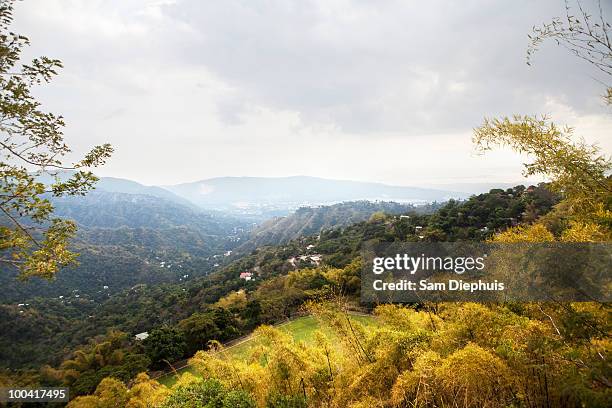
left=157, top=314, right=375, bottom=387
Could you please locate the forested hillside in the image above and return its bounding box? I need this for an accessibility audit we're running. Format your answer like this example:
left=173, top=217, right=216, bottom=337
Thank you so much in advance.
left=51, top=191, right=234, bottom=231
left=0, top=191, right=250, bottom=303
left=7, top=177, right=608, bottom=408
left=239, top=200, right=441, bottom=251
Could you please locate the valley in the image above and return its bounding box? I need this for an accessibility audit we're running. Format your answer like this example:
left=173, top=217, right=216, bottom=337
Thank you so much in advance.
left=0, top=182, right=557, bottom=373
left=1, top=1, right=610, bottom=405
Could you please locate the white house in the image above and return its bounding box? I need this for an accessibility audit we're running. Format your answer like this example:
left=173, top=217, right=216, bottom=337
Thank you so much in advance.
left=135, top=332, right=149, bottom=341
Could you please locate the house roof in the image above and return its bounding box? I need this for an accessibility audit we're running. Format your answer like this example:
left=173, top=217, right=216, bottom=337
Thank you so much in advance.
left=135, top=332, right=149, bottom=340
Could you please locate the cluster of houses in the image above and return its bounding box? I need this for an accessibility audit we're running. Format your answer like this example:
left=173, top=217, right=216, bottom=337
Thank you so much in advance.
left=16, top=286, right=112, bottom=313
left=237, top=243, right=324, bottom=282
left=158, top=260, right=182, bottom=269
left=287, top=254, right=323, bottom=267
left=286, top=243, right=323, bottom=268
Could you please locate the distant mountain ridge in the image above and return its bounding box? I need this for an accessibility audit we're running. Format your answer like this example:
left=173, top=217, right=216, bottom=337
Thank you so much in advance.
left=94, top=177, right=195, bottom=207
left=37, top=174, right=476, bottom=215
left=35, top=172, right=193, bottom=208
left=164, top=176, right=468, bottom=213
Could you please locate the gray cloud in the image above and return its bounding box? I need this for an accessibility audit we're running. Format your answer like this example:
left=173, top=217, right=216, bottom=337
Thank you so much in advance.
left=160, top=0, right=611, bottom=132
left=10, top=0, right=612, bottom=185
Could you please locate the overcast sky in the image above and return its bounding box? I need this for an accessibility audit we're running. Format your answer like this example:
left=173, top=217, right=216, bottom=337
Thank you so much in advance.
left=12, top=0, right=612, bottom=187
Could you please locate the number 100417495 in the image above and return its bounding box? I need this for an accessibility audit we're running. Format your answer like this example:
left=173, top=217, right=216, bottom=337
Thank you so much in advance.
left=0, top=387, right=69, bottom=402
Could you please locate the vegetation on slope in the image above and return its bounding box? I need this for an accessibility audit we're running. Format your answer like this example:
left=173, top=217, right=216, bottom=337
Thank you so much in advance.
left=0, top=183, right=558, bottom=373
left=240, top=201, right=440, bottom=251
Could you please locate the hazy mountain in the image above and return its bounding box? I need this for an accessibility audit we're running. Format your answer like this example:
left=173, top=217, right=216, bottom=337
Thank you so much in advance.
left=94, top=177, right=195, bottom=207
left=164, top=176, right=467, bottom=215
left=35, top=172, right=194, bottom=208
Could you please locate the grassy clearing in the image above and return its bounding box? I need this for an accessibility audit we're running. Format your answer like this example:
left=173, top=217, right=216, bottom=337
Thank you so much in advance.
left=157, top=314, right=375, bottom=387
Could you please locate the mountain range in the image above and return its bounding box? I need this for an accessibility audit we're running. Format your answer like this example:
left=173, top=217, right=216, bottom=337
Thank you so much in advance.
left=163, top=176, right=467, bottom=214
left=38, top=173, right=478, bottom=215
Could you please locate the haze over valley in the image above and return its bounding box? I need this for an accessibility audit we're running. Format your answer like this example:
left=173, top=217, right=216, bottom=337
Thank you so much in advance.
left=120, top=174, right=469, bottom=216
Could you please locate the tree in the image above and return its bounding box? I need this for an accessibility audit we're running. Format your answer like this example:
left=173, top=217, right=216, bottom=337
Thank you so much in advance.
left=475, top=0, right=612, bottom=224
left=0, top=0, right=113, bottom=279
left=527, top=0, right=612, bottom=83
left=471, top=7, right=612, bottom=403
left=527, top=0, right=612, bottom=105
left=179, top=312, right=222, bottom=354
left=473, top=115, right=611, bottom=219
left=143, top=326, right=186, bottom=368
left=67, top=377, right=128, bottom=408
left=125, top=373, right=170, bottom=408
left=160, top=377, right=255, bottom=408
left=178, top=308, right=241, bottom=355
left=56, top=330, right=150, bottom=396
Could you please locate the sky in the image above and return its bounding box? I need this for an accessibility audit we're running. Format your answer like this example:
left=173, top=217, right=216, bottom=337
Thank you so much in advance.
left=12, top=0, right=612, bottom=187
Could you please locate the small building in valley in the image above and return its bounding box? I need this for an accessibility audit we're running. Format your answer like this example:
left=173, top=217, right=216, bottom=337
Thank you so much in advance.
left=135, top=332, right=149, bottom=341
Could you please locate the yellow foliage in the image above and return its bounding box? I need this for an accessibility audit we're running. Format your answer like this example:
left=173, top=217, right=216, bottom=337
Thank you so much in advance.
left=390, top=351, right=441, bottom=407
left=321, top=267, right=345, bottom=286
left=93, top=377, right=128, bottom=408
left=323, top=258, right=362, bottom=293
left=214, top=290, right=248, bottom=310
left=473, top=114, right=611, bottom=218
left=68, top=375, right=170, bottom=408
left=170, top=371, right=200, bottom=390
left=190, top=348, right=245, bottom=389
left=368, top=211, right=387, bottom=223
left=491, top=223, right=554, bottom=243
left=560, top=220, right=610, bottom=242
left=66, top=395, right=100, bottom=408
left=374, top=304, right=439, bottom=332
left=594, top=203, right=612, bottom=227
left=436, top=343, right=513, bottom=407
left=68, top=377, right=128, bottom=408
left=348, top=395, right=386, bottom=408
left=392, top=344, right=513, bottom=407
left=126, top=373, right=169, bottom=408
left=437, top=303, right=516, bottom=350
left=120, top=301, right=610, bottom=407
